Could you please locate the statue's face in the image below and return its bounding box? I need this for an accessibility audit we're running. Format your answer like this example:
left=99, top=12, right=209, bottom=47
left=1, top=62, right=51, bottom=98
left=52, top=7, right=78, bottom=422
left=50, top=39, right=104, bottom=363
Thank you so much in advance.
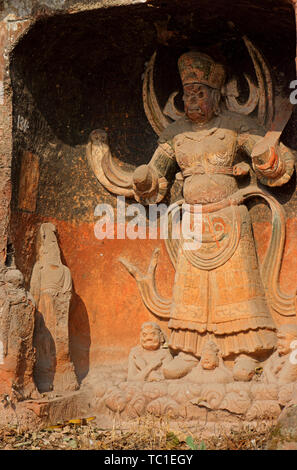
left=183, top=83, right=215, bottom=124
left=140, top=326, right=161, bottom=351
left=200, top=351, right=219, bottom=370
left=233, top=359, right=255, bottom=382
left=277, top=332, right=293, bottom=356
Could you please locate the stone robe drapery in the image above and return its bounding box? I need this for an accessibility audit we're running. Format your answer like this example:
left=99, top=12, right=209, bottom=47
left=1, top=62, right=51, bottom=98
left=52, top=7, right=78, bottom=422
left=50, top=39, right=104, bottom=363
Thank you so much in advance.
left=146, top=110, right=294, bottom=359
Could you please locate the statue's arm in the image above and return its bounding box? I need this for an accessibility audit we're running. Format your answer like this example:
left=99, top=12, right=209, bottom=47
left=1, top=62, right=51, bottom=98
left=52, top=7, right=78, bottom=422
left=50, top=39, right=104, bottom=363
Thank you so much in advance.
left=127, top=347, right=150, bottom=381
left=252, top=139, right=294, bottom=187
left=128, top=348, right=165, bottom=381
left=127, top=354, right=139, bottom=381
left=128, top=358, right=152, bottom=381
left=29, top=262, right=41, bottom=306
left=238, top=122, right=295, bottom=187
left=61, top=266, right=72, bottom=295
left=87, top=129, right=177, bottom=205
left=133, top=141, right=178, bottom=205
left=161, top=349, right=174, bottom=368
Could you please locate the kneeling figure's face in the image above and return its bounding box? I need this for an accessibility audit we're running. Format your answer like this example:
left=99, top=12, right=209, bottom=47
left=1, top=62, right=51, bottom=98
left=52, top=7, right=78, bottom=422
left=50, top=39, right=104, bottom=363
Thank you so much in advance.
left=140, top=326, right=161, bottom=351
left=200, top=351, right=219, bottom=370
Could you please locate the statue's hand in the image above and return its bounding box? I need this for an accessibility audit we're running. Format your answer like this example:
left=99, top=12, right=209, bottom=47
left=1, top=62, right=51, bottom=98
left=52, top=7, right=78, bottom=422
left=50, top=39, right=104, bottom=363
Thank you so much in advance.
left=251, top=132, right=280, bottom=166
left=233, top=162, right=250, bottom=176
left=148, top=357, right=163, bottom=371
left=252, top=144, right=285, bottom=180
left=132, top=165, right=158, bottom=198
left=133, top=165, right=153, bottom=192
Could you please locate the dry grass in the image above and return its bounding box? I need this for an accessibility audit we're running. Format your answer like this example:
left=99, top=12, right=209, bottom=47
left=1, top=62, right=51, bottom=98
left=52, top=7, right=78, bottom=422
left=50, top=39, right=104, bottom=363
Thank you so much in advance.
left=0, top=414, right=280, bottom=450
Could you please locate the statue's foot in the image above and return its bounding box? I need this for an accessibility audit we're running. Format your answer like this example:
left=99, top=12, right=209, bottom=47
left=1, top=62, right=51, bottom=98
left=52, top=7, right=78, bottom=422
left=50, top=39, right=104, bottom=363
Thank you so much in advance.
left=163, top=351, right=199, bottom=380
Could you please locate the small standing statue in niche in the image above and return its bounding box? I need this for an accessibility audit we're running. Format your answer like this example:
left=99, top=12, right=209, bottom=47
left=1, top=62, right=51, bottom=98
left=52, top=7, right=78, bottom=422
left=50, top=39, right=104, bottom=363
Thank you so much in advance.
left=185, top=341, right=233, bottom=384
left=262, top=324, right=297, bottom=385
left=87, top=37, right=296, bottom=377
left=30, top=223, right=78, bottom=393
left=0, top=266, right=37, bottom=399
left=128, top=322, right=172, bottom=382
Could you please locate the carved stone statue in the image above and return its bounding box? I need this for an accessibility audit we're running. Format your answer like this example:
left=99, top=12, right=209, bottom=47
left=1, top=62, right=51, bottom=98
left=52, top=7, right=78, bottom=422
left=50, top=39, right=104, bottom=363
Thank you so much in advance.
left=0, top=266, right=37, bottom=400
left=87, top=39, right=296, bottom=378
left=127, top=322, right=172, bottom=382
left=185, top=341, right=233, bottom=384
left=262, top=324, right=297, bottom=385
left=99, top=326, right=297, bottom=423
left=30, top=223, right=78, bottom=393
left=233, top=354, right=258, bottom=382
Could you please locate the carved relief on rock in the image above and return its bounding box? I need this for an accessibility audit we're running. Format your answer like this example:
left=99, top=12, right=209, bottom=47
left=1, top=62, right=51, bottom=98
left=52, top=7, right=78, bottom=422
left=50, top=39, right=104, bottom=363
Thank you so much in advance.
left=233, top=355, right=259, bottom=382
left=0, top=266, right=37, bottom=400
left=184, top=341, right=233, bottom=384
left=30, top=223, right=78, bottom=393
left=146, top=396, right=180, bottom=419
left=86, top=35, right=297, bottom=426
left=87, top=37, right=296, bottom=374
left=98, top=326, right=297, bottom=425
left=246, top=400, right=282, bottom=421
left=219, top=390, right=251, bottom=415
left=262, top=324, right=297, bottom=386
left=127, top=322, right=173, bottom=382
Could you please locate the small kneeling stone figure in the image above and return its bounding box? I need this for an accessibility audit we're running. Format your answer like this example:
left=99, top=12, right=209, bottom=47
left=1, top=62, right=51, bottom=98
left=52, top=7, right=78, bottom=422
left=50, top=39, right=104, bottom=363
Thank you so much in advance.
left=262, top=324, right=297, bottom=385
left=186, top=341, right=233, bottom=384
left=127, top=322, right=173, bottom=382
left=233, top=355, right=258, bottom=382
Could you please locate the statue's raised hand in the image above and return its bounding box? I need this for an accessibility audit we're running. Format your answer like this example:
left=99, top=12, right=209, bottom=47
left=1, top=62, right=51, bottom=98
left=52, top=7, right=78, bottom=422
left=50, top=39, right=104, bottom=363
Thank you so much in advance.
left=132, top=165, right=158, bottom=200
left=133, top=165, right=152, bottom=192
left=87, top=130, right=167, bottom=202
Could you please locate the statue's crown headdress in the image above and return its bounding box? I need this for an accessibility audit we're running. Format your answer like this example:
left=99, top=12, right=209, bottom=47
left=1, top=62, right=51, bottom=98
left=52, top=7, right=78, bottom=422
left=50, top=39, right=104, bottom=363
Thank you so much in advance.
left=178, top=51, right=226, bottom=90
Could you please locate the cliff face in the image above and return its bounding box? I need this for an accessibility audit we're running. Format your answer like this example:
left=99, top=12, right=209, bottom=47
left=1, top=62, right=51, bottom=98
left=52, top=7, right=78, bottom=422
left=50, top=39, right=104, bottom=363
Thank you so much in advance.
left=0, top=0, right=296, bottom=395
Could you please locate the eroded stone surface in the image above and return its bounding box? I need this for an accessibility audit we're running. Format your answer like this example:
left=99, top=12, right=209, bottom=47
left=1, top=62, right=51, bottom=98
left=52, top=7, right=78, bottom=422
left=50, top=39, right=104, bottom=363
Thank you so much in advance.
left=0, top=0, right=296, bottom=431
left=127, top=322, right=172, bottom=382
left=89, top=47, right=296, bottom=370
left=94, top=323, right=297, bottom=427
left=30, top=223, right=78, bottom=393
left=0, top=266, right=36, bottom=400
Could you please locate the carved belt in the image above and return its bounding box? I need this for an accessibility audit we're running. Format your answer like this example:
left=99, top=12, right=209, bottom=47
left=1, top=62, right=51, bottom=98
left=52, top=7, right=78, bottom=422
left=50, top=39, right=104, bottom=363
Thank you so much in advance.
left=184, top=190, right=245, bottom=214
left=182, top=165, right=234, bottom=178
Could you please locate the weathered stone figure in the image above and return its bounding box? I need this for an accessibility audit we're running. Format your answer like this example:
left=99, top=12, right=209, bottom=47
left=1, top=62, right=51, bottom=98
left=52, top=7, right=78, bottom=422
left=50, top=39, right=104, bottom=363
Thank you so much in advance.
left=262, top=324, right=297, bottom=385
left=88, top=46, right=296, bottom=378
left=233, top=354, right=258, bottom=382
left=30, top=223, right=78, bottom=392
left=185, top=340, right=233, bottom=384
left=0, top=266, right=37, bottom=399
left=135, top=52, right=294, bottom=368
left=128, top=322, right=172, bottom=382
